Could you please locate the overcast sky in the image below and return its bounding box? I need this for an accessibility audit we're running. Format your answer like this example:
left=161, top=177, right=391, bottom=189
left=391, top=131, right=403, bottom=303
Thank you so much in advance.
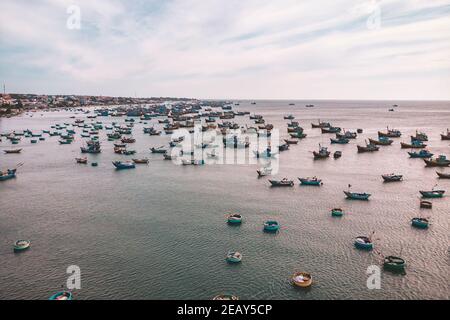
left=1, top=0, right=449, bottom=100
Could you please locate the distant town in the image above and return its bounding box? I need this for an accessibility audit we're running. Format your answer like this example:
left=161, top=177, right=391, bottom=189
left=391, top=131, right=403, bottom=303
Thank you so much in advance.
left=0, top=93, right=196, bottom=117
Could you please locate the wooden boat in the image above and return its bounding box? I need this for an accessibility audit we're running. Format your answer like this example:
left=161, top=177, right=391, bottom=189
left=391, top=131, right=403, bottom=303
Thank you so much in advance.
left=382, top=173, right=403, bottom=182
left=227, top=214, right=242, bottom=224
left=378, top=127, right=401, bottom=138
left=4, top=149, right=22, bottom=154
left=13, top=240, right=30, bottom=252
left=75, top=157, right=88, bottom=164
left=49, top=291, right=73, bottom=300
left=354, top=236, right=373, bottom=250
left=331, top=208, right=344, bottom=217
left=0, top=168, right=17, bottom=181
left=436, top=171, right=450, bottom=179
left=321, top=126, right=341, bottom=134
left=411, top=218, right=429, bottom=229
left=313, top=145, right=330, bottom=159
left=357, top=142, right=379, bottom=153
left=257, top=167, right=272, bottom=177
left=112, top=161, right=136, bottom=170
left=419, top=190, right=445, bottom=198
left=344, top=191, right=371, bottom=200
left=278, top=143, right=290, bottom=152
left=298, top=177, right=322, bottom=186
left=292, top=272, right=312, bottom=288
left=383, top=256, right=406, bottom=272
left=400, top=140, right=426, bottom=149
left=263, top=220, right=280, bottom=232
left=269, top=178, right=294, bottom=187
left=440, top=129, right=450, bottom=140
left=284, top=139, right=298, bottom=145
left=336, top=130, right=357, bottom=139
left=330, top=137, right=349, bottom=144
left=121, top=137, right=136, bottom=143
left=226, top=251, right=242, bottom=263
left=411, top=131, right=428, bottom=142
left=311, top=120, right=331, bottom=128
left=408, top=150, right=433, bottom=158
left=333, top=151, right=342, bottom=159
left=150, top=147, right=168, bottom=154
left=289, top=132, right=307, bottom=139
left=369, top=137, right=393, bottom=146
left=420, top=200, right=432, bottom=209
left=213, top=294, right=238, bottom=300
left=132, top=158, right=149, bottom=164
left=424, top=155, right=450, bottom=167
left=284, top=115, right=295, bottom=120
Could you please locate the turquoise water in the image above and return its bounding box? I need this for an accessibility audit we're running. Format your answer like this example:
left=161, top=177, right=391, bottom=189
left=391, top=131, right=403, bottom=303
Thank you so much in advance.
left=0, top=100, right=448, bottom=300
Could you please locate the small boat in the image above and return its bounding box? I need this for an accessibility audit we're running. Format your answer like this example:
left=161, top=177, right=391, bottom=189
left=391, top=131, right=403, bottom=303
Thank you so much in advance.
left=321, top=126, right=341, bottom=134
left=213, top=294, right=239, bottom=300
left=13, top=240, right=30, bottom=252
left=269, top=178, right=294, bottom=187
left=411, top=217, right=429, bottom=229
left=132, top=158, right=149, bottom=164
left=420, top=200, right=432, bottom=209
left=257, top=167, right=272, bottom=177
left=411, top=130, right=428, bottom=142
left=227, top=214, right=243, bottom=224
left=357, top=142, right=379, bottom=153
left=333, top=151, right=342, bottom=159
left=150, top=147, right=167, bottom=154
left=354, top=236, right=373, bottom=250
left=331, top=208, right=344, bottom=217
left=263, top=220, right=280, bottom=232
left=292, top=272, right=312, bottom=288
left=121, top=137, right=136, bottom=143
left=424, top=155, right=450, bottom=167
left=225, top=251, right=242, bottom=263
left=4, top=149, right=22, bottom=154
left=0, top=168, right=17, bottom=181
left=436, top=171, right=450, bottom=179
left=382, top=173, right=403, bottom=182
left=440, top=129, right=450, bottom=140
left=313, top=144, right=330, bottom=159
left=284, top=114, right=295, bottom=120
left=336, top=130, right=357, bottom=139
left=112, top=161, right=136, bottom=170
left=91, top=162, right=98, bottom=167
left=298, top=177, right=322, bottom=186
left=419, top=190, right=445, bottom=198
left=344, top=191, right=371, bottom=200
left=400, top=140, right=426, bottom=149
left=311, top=120, right=331, bottom=128
left=289, top=132, right=307, bottom=139
left=278, top=143, right=290, bottom=152
left=284, top=139, right=298, bottom=145
left=383, top=256, right=406, bottom=272
left=357, top=128, right=363, bottom=133
left=408, top=150, right=433, bottom=158
left=369, top=137, right=393, bottom=146
left=75, top=157, right=88, bottom=164
left=49, top=291, right=73, bottom=300
left=378, top=127, right=401, bottom=138
left=330, top=137, right=349, bottom=144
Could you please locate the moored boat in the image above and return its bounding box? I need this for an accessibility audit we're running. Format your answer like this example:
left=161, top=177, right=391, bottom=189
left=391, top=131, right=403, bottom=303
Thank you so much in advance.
left=420, top=200, right=432, bottom=209
left=436, top=171, right=450, bottom=179
left=382, top=173, right=403, bottom=182
left=269, top=178, right=294, bottom=187
left=400, top=140, right=426, bottom=149
left=150, top=147, right=168, bottom=154
left=227, top=213, right=243, bottom=224
left=0, top=168, right=17, bottom=181
left=369, top=137, right=393, bottom=146
left=75, top=157, right=88, bottom=164
left=291, top=272, right=312, bottom=288
left=440, top=129, right=450, bottom=140
left=424, top=155, right=450, bottom=167
left=378, top=127, right=401, bottom=138
left=13, top=240, right=31, bottom=252
left=330, top=137, right=349, bottom=144
left=408, top=150, right=433, bottom=158
left=257, top=167, right=272, bottom=177
left=383, top=256, right=406, bottom=273
left=225, top=251, right=242, bottom=263
left=313, top=144, right=330, bottom=159
left=411, top=217, right=429, bottom=229
left=354, top=236, right=373, bottom=250
left=419, top=190, right=445, bottom=198
left=263, top=220, right=280, bottom=232
left=112, top=161, right=136, bottom=170
left=132, top=158, right=149, bottom=164
left=213, top=294, right=239, bottom=300
left=298, top=177, right=322, bottom=186
left=333, top=151, right=342, bottom=159
left=4, top=149, right=22, bottom=154
left=344, top=191, right=371, bottom=200
left=49, top=291, right=73, bottom=300
left=331, top=208, right=344, bottom=217
left=357, top=142, right=379, bottom=153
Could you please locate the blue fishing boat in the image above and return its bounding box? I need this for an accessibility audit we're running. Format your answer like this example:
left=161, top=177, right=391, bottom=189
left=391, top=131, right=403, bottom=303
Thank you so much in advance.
left=49, top=291, right=73, bottom=300
left=419, top=190, right=445, bottom=198
left=411, top=218, right=429, bottom=229
left=354, top=236, right=373, bottom=250
left=227, top=214, right=243, bottom=224
left=0, top=168, right=17, bottom=181
left=112, top=161, right=136, bottom=170
left=269, top=178, right=294, bottom=187
left=383, top=256, right=406, bottom=273
left=264, top=220, right=280, bottom=232
left=330, top=137, right=349, bottom=144
left=298, top=177, right=322, bottom=186
left=344, top=190, right=371, bottom=200
left=408, top=150, right=433, bottom=158
left=13, top=239, right=30, bottom=252
left=331, top=208, right=344, bottom=217
left=225, top=251, right=242, bottom=263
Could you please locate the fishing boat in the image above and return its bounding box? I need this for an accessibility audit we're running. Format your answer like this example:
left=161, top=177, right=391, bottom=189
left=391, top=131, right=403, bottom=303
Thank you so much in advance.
left=424, top=155, right=450, bottom=167
left=213, top=295, right=239, bottom=300
left=382, top=173, right=403, bottom=182
left=383, top=256, right=406, bottom=272
left=420, top=200, right=432, bottom=209
left=150, top=147, right=168, bottom=154
left=354, top=236, right=373, bottom=250
left=263, top=220, right=280, bottom=232
left=292, top=272, right=312, bottom=288
left=313, top=144, right=330, bottom=159
left=333, top=151, right=342, bottom=159
left=4, top=149, right=22, bottom=154
left=331, top=208, right=344, bottom=217
left=411, top=130, right=428, bottom=142
left=227, top=214, right=243, bottom=224
left=257, top=167, right=272, bottom=177
left=284, top=139, right=298, bottom=145
left=298, top=177, right=322, bottom=186
left=344, top=186, right=371, bottom=200
left=368, top=137, right=393, bottom=146
left=330, top=137, right=349, bottom=144
left=419, top=190, right=445, bottom=198
left=408, top=150, right=433, bottom=158
left=225, top=251, right=242, bottom=263
left=440, top=129, right=450, bottom=140
left=321, top=126, right=341, bottom=134
left=269, top=178, right=294, bottom=187
left=411, top=218, right=429, bottom=229
left=132, top=158, right=149, bottom=164
left=112, top=161, right=136, bottom=170
left=311, top=120, right=331, bottom=128
left=357, top=142, right=379, bottom=153
left=436, top=171, right=450, bottom=179
left=80, top=140, right=101, bottom=153
left=13, top=240, right=30, bottom=252
left=75, top=157, right=88, bottom=164
left=284, top=114, right=295, bottom=120
left=121, top=137, right=136, bottom=143
left=378, top=127, right=401, bottom=138
left=0, top=168, right=17, bottom=181
left=400, top=140, right=426, bottom=149
left=278, top=143, right=290, bottom=152
left=289, top=132, right=307, bottom=139
left=49, top=291, right=73, bottom=300
left=336, top=130, right=357, bottom=139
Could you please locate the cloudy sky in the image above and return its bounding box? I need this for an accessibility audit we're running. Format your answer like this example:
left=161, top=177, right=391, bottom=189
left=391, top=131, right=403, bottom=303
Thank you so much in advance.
left=1, top=0, right=449, bottom=100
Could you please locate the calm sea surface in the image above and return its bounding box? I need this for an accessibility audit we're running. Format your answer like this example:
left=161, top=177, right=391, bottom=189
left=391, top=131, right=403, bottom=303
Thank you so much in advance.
left=0, top=100, right=449, bottom=300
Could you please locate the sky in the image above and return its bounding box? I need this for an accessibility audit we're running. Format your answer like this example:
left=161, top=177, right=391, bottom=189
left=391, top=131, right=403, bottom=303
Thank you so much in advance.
left=1, top=0, right=450, bottom=100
